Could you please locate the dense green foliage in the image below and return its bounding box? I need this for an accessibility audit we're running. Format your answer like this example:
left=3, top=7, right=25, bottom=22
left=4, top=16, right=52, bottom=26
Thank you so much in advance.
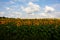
left=0, top=24, right=60, bottom=40
left=0, top=17, right=60, bottom=40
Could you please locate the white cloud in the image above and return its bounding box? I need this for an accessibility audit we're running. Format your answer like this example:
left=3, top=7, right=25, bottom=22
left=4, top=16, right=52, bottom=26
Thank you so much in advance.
left=30, top=0, right=39, bottom=2
left=9, top=1, right=15, bottom=4
left=38, top=12, right=54, bottom=18
left=1, top=0, right=60, bottom=19
left=0, top=12, right=5, bottom=17
left=22, top=2, right=40, bottom=14
left=6, top=7, right=10, bottom=10
left=5, top=6, right=18, bottom=11
left=29, top=2, right=40, bottom=12
left=5, top=1, right=15, bottom=5
left=12, top=0, right=39, bottom=2
left=50, top=12, right=60, bottom=18
left=6, top=12, right=22, bottom=18
left=45, top=6, right=55, bottom=13
left=38, top=11, right=60, bottom=18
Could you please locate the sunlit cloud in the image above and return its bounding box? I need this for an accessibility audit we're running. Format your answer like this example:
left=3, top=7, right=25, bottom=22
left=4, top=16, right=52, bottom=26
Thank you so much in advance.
left=0, top=0, right=60, bottom=18
left=22, top=2, right=40, bottom=14
left=0, top=12, right=5, bottom=17
left=45, top=6, right=55, bottom=13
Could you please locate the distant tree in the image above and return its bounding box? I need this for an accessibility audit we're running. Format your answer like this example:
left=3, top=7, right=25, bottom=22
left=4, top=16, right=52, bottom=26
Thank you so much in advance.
left=0, top=16, right=7, bottom=19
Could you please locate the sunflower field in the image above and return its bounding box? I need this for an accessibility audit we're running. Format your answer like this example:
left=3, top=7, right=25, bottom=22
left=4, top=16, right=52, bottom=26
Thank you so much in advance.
left=0, top=17, right=60, bottom=40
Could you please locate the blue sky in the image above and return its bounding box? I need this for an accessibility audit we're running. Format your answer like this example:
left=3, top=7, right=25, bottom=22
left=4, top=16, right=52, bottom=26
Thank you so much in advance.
left=0, top=0, right=60, bottom=19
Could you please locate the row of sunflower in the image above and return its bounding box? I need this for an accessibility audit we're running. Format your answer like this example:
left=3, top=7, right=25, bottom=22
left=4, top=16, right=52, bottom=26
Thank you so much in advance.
left=0, top=18, right=60, bottom=40
left=0, top=18, right=60, bottom=26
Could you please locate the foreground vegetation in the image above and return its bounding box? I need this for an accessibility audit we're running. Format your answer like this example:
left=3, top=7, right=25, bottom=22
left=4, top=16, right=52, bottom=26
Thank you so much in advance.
left=0, top=17, right=60, bottom=40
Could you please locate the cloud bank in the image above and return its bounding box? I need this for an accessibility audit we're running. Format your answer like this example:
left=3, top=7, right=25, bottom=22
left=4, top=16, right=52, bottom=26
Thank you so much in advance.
left=0, top=0, right=60, bottom=19
left=22, top=2, right=40, bottom=14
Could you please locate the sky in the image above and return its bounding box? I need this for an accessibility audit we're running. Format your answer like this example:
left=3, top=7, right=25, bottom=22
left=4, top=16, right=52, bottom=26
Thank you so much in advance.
left=0, top=0, right=60, bottom=19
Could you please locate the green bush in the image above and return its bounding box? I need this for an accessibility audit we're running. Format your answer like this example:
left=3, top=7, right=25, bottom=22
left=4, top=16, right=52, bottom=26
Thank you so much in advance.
left=0, top=24, right=60, bottom=40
